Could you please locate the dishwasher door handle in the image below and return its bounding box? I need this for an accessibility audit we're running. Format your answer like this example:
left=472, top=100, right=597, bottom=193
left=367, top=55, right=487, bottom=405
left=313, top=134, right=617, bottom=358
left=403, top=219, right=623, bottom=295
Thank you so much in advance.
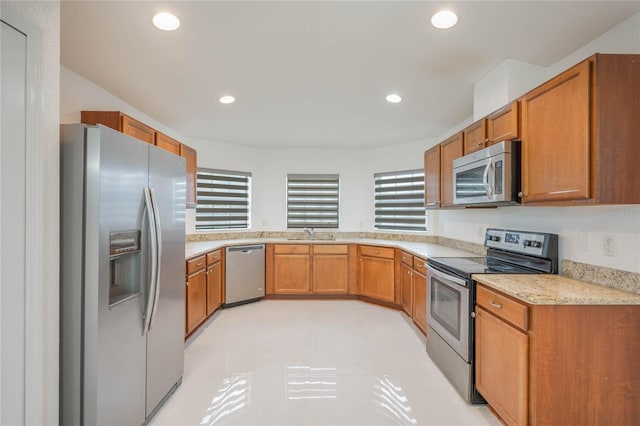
left=227, top=244, right=265, bottom=253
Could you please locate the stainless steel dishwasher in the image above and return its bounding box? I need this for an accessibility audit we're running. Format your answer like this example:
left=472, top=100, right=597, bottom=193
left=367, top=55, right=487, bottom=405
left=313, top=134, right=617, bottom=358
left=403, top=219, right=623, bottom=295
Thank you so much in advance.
left=224, top=244, right=265, bottom=307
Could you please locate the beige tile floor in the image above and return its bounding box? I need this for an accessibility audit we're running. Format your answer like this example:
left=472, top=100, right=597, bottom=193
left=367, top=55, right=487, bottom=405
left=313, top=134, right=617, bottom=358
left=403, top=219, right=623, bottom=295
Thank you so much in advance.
left=150, top=300, right=501, bottom=426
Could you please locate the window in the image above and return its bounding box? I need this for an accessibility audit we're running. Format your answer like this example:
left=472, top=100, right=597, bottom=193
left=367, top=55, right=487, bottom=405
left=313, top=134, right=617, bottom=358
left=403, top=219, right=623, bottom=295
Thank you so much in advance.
left=374, top=169, right=426, bottom=231
left=287, top=174, right=339, bottom=228
left=196, top=168, right=251, bottom=230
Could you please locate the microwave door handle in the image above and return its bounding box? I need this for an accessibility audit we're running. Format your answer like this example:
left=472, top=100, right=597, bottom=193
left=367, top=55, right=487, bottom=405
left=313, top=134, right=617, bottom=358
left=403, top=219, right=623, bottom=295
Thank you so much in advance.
left=482, top=159, right=494, bottom=199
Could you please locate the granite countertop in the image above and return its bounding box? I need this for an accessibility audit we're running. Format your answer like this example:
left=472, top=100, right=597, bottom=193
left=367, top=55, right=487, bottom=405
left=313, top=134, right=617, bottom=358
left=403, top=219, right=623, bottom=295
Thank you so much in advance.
left=186, top=238, right=475, bottom=261
left=474, top=274, right=640, bottom=305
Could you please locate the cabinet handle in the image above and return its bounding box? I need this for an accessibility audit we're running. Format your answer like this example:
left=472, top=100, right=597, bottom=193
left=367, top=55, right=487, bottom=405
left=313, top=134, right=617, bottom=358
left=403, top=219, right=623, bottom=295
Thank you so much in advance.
left=196, top=262, right=203, bottom=267
left=374, top=250, right=380, bottom=254
left=477, top=141, right=482, bottom=146
left=485, top=138, right=490, bottom=143
left=517, top=192, right=524, bottom=198
left=489, top=300, right=502, bottom=309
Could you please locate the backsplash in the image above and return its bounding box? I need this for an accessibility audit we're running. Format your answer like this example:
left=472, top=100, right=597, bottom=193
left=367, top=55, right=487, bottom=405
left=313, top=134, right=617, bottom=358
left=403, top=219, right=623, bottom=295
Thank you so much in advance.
left=562, top=260, right=640, bottom=295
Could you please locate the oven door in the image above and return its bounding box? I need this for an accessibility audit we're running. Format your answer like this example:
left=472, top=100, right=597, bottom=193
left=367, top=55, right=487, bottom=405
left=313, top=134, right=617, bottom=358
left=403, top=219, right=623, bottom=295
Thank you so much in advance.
left=426, top=265, right=470, bottom=361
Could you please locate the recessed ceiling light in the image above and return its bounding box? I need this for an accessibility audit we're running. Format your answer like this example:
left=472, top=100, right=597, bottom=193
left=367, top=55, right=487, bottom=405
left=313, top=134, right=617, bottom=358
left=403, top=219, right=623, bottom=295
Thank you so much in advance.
left=431, top=10, right=458, bottom=29
left=152, top=12, right=180, bottom=31
left=386, top=94, right=402, bottom=104
left=219, top=95, right=236, bottom=104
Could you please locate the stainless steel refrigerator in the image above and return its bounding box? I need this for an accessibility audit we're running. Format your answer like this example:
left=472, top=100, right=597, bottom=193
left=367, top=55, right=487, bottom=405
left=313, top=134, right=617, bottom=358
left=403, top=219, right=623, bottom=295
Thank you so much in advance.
left=60, top=124, right=186, bottom=425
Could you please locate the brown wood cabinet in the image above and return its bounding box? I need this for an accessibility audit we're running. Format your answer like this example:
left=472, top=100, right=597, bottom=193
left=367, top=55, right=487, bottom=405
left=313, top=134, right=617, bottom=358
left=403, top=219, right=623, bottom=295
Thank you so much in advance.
left=423, top=145, right=441, bottom=209
left=312, top=245, right=349, bottom=294
left=179, top=144, right=198, bottom=209
left=270, top=245, right=311, bottom=294
left=155, top=131, right=181, bottom=155
left=463, top=119, right=487, bottom=154
left=440, top=132, right=464, bottom=207
left=399, top=262, right=413, bottom=315
left=267, top=244, right=353, bottom=295
left=206, top=249, right=223, bottom=315
left=487, top=101, right=519, bottom=144
left=475, top=282, right=640, bottom=425
left=81, top=111, right=155, bottom=145
left=411, top=264, right=427, bottom=334
left=185, top=256, right=207, bottom=335
left=520, top=54, right=640, bottom=205
left=475, top=287, right=528, bottom=426
left=358, top=245, right=395, bottom=302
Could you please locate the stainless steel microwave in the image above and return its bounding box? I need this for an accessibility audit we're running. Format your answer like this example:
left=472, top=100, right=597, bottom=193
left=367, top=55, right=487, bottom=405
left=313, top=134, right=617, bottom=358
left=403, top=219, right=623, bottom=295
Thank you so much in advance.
left=452, top=140, right=520, bottom=206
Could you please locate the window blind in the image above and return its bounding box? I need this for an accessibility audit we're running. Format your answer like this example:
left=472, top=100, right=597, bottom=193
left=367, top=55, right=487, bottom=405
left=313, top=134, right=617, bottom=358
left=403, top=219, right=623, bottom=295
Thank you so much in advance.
left=374, top=169, right=426, bottom=231
left=196, top=168, right=251, bottom=230
left=287, top=174, right=339, bottom=229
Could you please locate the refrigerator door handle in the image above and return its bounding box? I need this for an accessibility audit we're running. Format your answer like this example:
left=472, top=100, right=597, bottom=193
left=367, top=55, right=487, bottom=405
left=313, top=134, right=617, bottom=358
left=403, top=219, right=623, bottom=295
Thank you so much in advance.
left=143, top=187, right=159, bottom=335
left=147, top=187, right=163, bottom=330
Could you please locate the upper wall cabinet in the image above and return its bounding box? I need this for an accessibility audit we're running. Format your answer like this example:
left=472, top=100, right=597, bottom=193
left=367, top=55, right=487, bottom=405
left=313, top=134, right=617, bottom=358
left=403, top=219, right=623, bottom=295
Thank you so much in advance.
left=520, top=54, right=640, bottom=205
left=463, top=101, right=520, bottom=155
left=463, top=119, right=487, bottom=154
left=440, top=132, right=464, bottom=207
left=155, top=131, right=181, bottom=155
left=81, top=111, right=155, bottom=145
left=423, top=145, right=441, bottom=209
left=487, top=101, right=519, bottom=144
left=179, top=144, right=198, bottom=209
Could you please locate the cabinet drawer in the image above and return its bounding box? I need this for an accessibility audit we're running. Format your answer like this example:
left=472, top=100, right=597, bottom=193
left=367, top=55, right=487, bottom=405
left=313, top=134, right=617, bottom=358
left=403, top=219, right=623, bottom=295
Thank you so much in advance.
left=186, top=255, right=207, bottom=275
left=207, top=249, right=222, bottom=265
left=400, top=251, right=413, bottom=266
left=413, top=257, right=428, bottom=274
left=360, top=245, right=395, bottom=259
left=477, top=285, right=528, bottom=331
left=274, top=244, right=309, bottom=254
left=313, top=244, right=348, bottom=255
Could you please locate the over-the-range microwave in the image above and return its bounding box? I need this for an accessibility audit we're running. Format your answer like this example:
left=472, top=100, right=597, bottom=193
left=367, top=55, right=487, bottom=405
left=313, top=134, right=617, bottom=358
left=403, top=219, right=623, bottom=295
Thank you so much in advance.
left=453, top=140, right=520, bottom=206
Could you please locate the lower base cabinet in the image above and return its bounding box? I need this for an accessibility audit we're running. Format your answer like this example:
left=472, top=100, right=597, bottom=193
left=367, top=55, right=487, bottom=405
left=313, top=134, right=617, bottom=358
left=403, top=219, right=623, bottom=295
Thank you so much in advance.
left=400, top=262, right=413, bottom=315
left=476, top=306, right=528, bottom=425
left=185, top=268, right=207, bottom=335
left=359, top=245, right=395, bottom=302
left=475, top=282, right=640, bottom=425
left=411, top=268, right=427, bottom=334
left=186, top=249, right=224, bottom=337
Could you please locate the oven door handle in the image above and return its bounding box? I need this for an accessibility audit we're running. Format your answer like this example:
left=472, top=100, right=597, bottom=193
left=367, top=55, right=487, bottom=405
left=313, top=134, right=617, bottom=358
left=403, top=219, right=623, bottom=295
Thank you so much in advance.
left=426, top=264, right=469, bottom=287
left=483, top=158, right=494, bottom=200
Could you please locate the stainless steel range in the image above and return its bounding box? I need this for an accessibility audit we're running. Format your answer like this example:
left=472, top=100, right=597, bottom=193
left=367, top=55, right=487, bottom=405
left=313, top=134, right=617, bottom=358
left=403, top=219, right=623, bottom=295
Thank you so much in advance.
left=425, top=228, right=558, bottom=404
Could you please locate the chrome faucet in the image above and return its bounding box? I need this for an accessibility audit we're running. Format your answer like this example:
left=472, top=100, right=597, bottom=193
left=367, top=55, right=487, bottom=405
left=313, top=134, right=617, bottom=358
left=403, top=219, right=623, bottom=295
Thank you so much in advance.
left=304, top=227, right=315, bottom=240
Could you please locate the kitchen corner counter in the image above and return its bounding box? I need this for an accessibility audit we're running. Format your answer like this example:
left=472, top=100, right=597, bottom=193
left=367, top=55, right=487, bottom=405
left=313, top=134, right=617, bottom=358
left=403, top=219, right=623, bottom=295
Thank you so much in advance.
left=186, top=239, right=475, bottom=261
left=474, top=274, right=640, bottom=305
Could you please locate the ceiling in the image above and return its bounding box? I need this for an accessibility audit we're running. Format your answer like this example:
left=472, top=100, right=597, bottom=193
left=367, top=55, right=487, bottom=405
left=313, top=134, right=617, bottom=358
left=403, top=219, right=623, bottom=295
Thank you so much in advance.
left=61, top=1, right=639, bottom=149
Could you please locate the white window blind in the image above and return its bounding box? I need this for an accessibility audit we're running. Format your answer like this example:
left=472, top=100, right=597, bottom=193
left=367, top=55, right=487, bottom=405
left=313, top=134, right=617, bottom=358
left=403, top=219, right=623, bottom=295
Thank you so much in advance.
left=374, top=169, right=426, bottom=231
left=196, top=168, right=251, bottom=230
left=287, top=174, right=339, bottom=229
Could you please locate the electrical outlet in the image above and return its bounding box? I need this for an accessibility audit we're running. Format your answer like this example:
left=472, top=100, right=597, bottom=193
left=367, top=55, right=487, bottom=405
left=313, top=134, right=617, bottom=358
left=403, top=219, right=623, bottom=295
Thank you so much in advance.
left=603, top=235, right=617, bottom=257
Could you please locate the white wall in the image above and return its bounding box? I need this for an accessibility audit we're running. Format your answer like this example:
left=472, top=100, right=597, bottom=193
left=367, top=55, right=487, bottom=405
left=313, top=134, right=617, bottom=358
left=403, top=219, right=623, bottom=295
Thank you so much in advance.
left=61, top=12, right=640, bottom=273
left=3, top=1, right=60, bottom=424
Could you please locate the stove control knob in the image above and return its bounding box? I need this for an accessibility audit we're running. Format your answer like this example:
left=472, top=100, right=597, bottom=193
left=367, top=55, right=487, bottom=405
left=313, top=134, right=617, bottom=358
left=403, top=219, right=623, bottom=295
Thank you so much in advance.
left=532, top=241, right=542, bottom=248
left=523, top=240, right=532, bottom=247
left=488, top=235, right=500, bottom=242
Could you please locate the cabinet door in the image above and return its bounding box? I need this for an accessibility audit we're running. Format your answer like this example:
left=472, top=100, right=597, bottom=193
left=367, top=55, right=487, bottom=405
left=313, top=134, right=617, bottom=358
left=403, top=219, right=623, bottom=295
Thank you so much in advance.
left=155, top=132, right=181, bottom=155
left=463, top=119, right=487, bottom=154
left=521, top=60, right=591, bottom=203
left=186, top=270, right=207, bottom=335
left=121, top=115, right=155, bottom=145
left=424, top=145, right=441, bottom=208
left=440, top=133, right=464, bottom=207
left=273, top=254, right=310, bottom=293
left=400, top=263, right=413, bottom=315
left=359, top=256, right=395, bottom=302
left=412, top=270, right=427, bottom=334
left=487, top=101, right=519, bottom=144
left=476, top=307, right=528, bottom=426
left=312, top=254, right=349, bottom=293
left=179, top=144, right=198, bottom=208
left=206, top=262, right=222, bottom=315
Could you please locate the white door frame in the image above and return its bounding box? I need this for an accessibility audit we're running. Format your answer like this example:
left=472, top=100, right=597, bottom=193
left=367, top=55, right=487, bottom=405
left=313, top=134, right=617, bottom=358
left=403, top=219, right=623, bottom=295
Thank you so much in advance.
left=0, top=4, right=47, bottom=424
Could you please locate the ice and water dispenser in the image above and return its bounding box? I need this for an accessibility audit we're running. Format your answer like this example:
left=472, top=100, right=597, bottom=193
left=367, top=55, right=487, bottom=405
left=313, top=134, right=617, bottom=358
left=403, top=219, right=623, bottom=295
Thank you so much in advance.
left=109, top=230, right=141, bottom=307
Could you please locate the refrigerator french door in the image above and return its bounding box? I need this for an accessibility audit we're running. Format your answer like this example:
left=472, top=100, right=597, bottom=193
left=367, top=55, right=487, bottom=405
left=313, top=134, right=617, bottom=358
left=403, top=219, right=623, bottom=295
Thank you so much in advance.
left=60, top=124, right=185, bottom=425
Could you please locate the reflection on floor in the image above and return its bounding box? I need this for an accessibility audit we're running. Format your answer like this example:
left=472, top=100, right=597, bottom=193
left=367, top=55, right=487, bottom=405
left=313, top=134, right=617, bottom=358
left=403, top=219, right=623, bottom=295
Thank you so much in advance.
left=150, top=300, right=501, bottom=426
